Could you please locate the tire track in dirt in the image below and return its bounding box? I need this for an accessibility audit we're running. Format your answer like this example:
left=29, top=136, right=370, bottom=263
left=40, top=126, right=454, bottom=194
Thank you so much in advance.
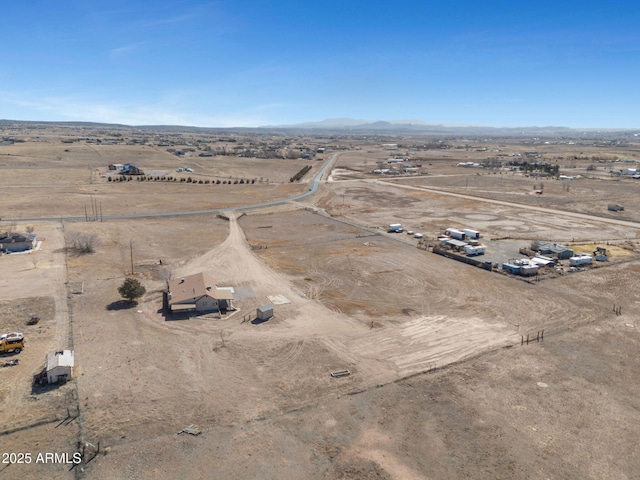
left=345, top=315, right=520, bottom=382
left=376, top=180, right=640, bottom=230
left=165, top=213, right=527, bottom=392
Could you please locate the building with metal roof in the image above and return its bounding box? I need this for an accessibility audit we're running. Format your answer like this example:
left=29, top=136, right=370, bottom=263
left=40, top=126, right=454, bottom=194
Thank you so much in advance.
left=45, top=350, right=74, bottom=384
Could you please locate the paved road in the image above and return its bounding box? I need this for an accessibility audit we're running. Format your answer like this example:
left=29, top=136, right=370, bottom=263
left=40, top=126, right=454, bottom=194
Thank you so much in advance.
left=10, top=153, right=342, bottom=223
left=12, top=152, right=640, bottom=235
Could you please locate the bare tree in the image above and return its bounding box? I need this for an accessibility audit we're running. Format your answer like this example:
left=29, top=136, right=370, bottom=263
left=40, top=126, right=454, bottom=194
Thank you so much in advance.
left=5, top=222, right=17, bottom=234
left=68, top=232, right=99, bottom=254
left=26, top=226, right=35, bottom=234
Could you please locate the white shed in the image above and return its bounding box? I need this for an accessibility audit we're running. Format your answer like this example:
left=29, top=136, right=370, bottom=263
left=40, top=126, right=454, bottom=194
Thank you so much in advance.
left=46, top=350, right=74, bottom=384
left=256, top=304, right=274, bottom=321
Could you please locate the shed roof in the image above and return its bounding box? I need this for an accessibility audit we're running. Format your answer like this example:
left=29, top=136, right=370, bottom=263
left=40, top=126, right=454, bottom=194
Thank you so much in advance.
left=445, top=239, right=468, bottom=247
left=46, top=350, right=74, bottom=370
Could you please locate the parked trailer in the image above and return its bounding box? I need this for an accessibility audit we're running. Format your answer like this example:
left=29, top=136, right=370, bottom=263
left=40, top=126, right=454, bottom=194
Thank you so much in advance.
left=463, top=229, right=481, bottom=239
left=502, top=263, right=521, bottom=275
left=519, top=263, right=540, bottom=276
left=445, top=228, right=466, bottom=240
left=464, top=245, right=486, bottom=256
left=503, top=260, right=539, bottom=276
left=569, top=255, right=593, bottom=267
left=388, top=223, right=403, bottom=233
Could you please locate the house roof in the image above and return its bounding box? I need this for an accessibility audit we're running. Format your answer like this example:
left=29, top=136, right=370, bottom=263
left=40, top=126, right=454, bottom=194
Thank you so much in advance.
left=168, top=272, right=234, bottom=305
left=0, top=233, right=36, bottom=243
left=46, top=350, right=74, bottom=370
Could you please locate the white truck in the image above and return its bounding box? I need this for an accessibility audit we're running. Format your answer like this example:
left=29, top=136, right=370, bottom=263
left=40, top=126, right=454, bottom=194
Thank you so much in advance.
left=463, top=228, right=481, bottom=239
left=0, top=333, right=24, bottom=354
left=388, top=223, right=403, bottom=233
left=446, top=228, right=466, bottom=240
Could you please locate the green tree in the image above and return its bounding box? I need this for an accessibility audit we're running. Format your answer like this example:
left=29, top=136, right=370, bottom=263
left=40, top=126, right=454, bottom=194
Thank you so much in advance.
left=118, top=277, right=146, bottom=303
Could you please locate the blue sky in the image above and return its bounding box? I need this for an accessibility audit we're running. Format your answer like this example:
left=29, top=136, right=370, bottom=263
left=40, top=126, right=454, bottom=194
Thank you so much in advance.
left=1, top=1, right=639, bottom=128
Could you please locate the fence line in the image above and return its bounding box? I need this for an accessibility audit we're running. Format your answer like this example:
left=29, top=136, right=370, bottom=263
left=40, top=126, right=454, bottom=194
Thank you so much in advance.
left=432, top=246, right=493, bottom=271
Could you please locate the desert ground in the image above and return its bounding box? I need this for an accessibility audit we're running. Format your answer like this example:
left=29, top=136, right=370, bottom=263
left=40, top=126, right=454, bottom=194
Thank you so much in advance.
left=1, top=126, right=640, bottom=479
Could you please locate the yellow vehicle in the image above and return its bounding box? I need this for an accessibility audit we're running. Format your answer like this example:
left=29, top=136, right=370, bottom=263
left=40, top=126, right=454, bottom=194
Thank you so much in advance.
left=0, top=334, right=24, bottom=354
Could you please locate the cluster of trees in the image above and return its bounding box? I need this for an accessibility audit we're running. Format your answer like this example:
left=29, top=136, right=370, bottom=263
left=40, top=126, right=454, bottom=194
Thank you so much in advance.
left=108, top=176, right=257, bottom=184
left=290, top=165, right=312, bottom=182
left=508, top=161, right=560, bottom=176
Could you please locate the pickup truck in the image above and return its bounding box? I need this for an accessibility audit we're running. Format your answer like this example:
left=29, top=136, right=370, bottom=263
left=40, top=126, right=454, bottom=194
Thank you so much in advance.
left=0, top=333, right=24, bottom=354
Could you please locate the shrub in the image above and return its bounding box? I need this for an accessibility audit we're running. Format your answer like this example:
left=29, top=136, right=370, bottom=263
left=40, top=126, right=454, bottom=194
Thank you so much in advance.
left=118, top=277, right=146, bottom=303
left=68, top=232, right=99, bottom=254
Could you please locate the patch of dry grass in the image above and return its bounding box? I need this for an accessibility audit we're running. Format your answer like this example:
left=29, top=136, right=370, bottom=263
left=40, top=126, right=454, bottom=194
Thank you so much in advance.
left=568, top=243, right=633, bottom=258
left=0, top=296, right=55, bottom=331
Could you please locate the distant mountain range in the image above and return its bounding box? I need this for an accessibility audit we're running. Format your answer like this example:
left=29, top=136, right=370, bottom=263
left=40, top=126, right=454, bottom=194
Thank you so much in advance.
left=260, top=118, right=584, bottom=134
left=1, top=118, right=637, bottom=137
left=263, top=118, right=483, bottom=129
left=258, top=118, right=640, bottom=136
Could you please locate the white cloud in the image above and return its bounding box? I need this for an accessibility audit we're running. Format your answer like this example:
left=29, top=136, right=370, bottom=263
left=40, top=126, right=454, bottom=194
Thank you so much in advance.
left=109, top=43, right=145, bottom=59
left=0, top=90, right=282, bottom=127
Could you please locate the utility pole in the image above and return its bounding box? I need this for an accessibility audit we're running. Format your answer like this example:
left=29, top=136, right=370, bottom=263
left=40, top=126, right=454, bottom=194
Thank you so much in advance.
left=130, top=240, right=134, bottom=275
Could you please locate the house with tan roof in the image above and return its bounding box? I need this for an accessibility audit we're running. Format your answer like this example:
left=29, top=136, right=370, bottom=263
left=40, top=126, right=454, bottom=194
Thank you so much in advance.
left=167, top=272, right=234, bottom=313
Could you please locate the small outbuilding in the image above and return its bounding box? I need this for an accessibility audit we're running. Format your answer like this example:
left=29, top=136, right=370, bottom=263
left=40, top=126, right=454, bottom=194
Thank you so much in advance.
left=445, top=238, right=468, bottom=251
left=530, top=241, right=573, bottom=259
left=45, top=350, right=74, bottom=384
left=256, top=304, right=274, bottom=321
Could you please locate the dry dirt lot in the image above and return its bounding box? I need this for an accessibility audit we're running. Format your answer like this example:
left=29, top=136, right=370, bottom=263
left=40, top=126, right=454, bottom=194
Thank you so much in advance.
left=2, top=132, right=640, bottom=480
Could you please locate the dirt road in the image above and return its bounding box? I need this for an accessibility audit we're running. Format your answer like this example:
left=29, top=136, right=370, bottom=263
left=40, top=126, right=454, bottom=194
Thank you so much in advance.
left=376, top=180, right=640, bottom=230
left=168, top=214, right=520, bottom=387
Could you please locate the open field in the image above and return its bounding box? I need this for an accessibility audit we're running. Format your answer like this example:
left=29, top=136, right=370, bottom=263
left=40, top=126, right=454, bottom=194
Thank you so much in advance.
left=2, top=127, right=640, bottom=479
